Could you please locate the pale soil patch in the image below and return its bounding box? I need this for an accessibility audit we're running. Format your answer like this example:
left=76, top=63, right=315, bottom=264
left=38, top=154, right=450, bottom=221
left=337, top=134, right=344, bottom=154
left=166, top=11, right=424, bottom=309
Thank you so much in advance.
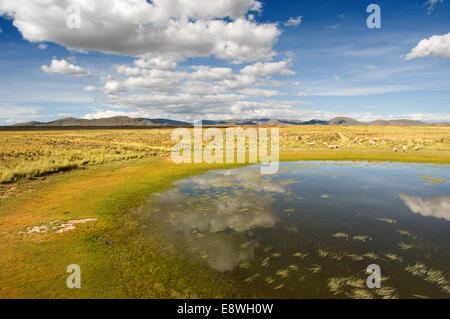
left=56, top=218, right=98, bottom=233
left=20, top=218, right=98, bottom=235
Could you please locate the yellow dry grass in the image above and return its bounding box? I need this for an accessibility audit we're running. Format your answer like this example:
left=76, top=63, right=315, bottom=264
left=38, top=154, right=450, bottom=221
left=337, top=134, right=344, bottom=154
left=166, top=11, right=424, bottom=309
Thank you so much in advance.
left=1, top=125, right=449, bottom=184
left=0, top=129, right=173, bottom=183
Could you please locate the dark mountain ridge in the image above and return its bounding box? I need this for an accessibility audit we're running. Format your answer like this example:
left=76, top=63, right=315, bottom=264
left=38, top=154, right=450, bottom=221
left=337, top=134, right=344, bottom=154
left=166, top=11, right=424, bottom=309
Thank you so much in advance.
left=12, top=116, right=190, bottom=127
left=11, top=116, right=449, bottom=127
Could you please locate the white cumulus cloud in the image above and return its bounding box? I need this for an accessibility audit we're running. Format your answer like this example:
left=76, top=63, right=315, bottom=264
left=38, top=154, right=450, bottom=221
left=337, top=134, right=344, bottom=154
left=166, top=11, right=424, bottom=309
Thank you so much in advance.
left=0, top=0, right=279, bottom=63
left=284, top=16, right=302, bottom=27
left=41, top=59, right=92, bottom=77
left=405, top=32, right=450, bottom=60
left=425, top=0, right=444, bottom=14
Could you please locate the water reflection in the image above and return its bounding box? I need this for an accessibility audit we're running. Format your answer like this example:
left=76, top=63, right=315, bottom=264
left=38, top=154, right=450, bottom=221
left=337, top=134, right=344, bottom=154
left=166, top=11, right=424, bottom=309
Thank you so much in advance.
left=147, top=167, right=289, bottom=271
left=141, top=161, right=450, bottom=298
left=399, top=194, right=450, bottom=221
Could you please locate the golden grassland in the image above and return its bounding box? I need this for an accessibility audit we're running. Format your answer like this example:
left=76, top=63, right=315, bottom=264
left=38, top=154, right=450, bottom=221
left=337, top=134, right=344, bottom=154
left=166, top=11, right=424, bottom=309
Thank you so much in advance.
left=0, top=129, right=174, bottom=183
left=0, top=125, right=449, bottom=298
left=1, top=125, right=449, bottom=184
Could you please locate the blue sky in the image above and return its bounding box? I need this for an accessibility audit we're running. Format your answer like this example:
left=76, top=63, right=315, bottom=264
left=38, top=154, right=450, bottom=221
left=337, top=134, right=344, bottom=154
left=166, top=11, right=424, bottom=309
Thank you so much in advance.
left=0, top=0, right=449, bottom=124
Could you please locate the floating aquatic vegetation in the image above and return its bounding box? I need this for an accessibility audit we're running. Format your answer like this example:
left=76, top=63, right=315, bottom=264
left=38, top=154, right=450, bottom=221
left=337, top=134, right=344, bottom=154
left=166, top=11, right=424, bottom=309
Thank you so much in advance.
left=399, top=242, right=414, bottom=250
left=345, top=253, right=365, bottom=261
left=406, top=263, right=450, bottom=294
left=331, top=233, right=373, bottom=242
left=264, top=247, right=273, bottom=253
left=347, top=278, right=366, bottom=289
left=397, top=230, right=412, bottom=237
left=293, top=252, right=308, bottom=258
left=327, top=276, right=396, bottom=299
left=240, top=242, right=252, bottom=249
left=328, top=277, right=365, bottom=295
left=318, top=248, right=329, bottom=258
left=353, top=235, right=372, bottom=242
left=265, top=276, right=275, bottom=284
left=321, top=194, right=330, bottom=199
left=239, top=262, right=250, bottom=269
left=281, top=178, right=301, bottom=185
left=328, top=277, right=348, bottom=293
left=374, top=286, right=399, bottom=299
left=347, top=288, right=373, bottom=299
left=385, top=253, right=403, bottom=263
left=378, top=218, right=397, bottom=224
left=284, top=208, right=295, bottom=213
left=272, top=252, right=281, bottom=257
left=288, top=265, right=299, bottom=271
left=413, top=294, right=429, bottom=299
left=261, top=257, right=270, bottom=267
left=308, top=264, right=321, bottom=274
left=333, top=232, right=349, bottom=239
left=329, top=253, right=344, bottom=261
left=318, top=247, right=378, bottom=262
left=421, top=175, right=447, bottom=186
left=362, top=252, right=379, bottom=260
left=276, top=269, right=290, bottom=278
left=245, top=273, right=260, bottom=283
left=273, top=284, right=285, bottom=290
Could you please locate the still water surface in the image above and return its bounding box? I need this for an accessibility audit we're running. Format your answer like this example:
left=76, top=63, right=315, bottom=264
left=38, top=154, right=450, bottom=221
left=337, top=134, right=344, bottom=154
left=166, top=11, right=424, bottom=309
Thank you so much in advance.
left=140, top=161, right=450, bottom=298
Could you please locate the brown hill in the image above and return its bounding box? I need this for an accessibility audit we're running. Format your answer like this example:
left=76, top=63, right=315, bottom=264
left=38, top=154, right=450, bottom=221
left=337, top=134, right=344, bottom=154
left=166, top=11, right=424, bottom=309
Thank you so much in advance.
left=11, top=116, right=449, bottom=127
left=13, top=116, right=190, bottom=127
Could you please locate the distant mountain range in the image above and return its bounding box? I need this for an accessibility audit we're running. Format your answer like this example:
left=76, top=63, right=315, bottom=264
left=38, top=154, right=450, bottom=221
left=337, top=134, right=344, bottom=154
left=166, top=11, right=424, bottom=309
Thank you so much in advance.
left=203, top=117, right=450, bottom=126
left=12, top=116, right=190, bottom=127
left=11, top=116, right=450, bottom=127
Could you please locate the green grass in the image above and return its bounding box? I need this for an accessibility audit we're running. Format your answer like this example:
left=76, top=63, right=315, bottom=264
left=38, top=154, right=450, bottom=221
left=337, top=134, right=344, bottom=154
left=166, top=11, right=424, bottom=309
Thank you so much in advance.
left=0, top=159, right=248, bottom=298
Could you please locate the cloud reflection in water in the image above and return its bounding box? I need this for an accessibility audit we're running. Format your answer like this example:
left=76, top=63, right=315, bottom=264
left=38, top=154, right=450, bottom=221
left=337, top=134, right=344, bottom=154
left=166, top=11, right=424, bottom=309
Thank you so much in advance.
left=147, top=167, right=290, bottom=271
left=399, top=194, right=450, bottom=221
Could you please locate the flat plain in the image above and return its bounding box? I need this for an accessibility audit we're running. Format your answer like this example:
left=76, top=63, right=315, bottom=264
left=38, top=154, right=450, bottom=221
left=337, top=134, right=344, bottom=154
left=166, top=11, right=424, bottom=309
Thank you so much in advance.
left=0, top=125, right=449, bottom=298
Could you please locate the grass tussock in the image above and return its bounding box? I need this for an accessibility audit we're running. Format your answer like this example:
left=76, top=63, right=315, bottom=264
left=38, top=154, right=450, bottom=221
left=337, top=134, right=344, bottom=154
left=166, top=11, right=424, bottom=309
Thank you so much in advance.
left=0, top=130, right=174, bottom=183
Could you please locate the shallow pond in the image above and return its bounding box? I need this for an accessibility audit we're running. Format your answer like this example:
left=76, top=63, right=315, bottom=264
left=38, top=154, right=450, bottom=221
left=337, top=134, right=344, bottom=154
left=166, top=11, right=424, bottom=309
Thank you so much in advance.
left=140, top=161, right=450, bottom=298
